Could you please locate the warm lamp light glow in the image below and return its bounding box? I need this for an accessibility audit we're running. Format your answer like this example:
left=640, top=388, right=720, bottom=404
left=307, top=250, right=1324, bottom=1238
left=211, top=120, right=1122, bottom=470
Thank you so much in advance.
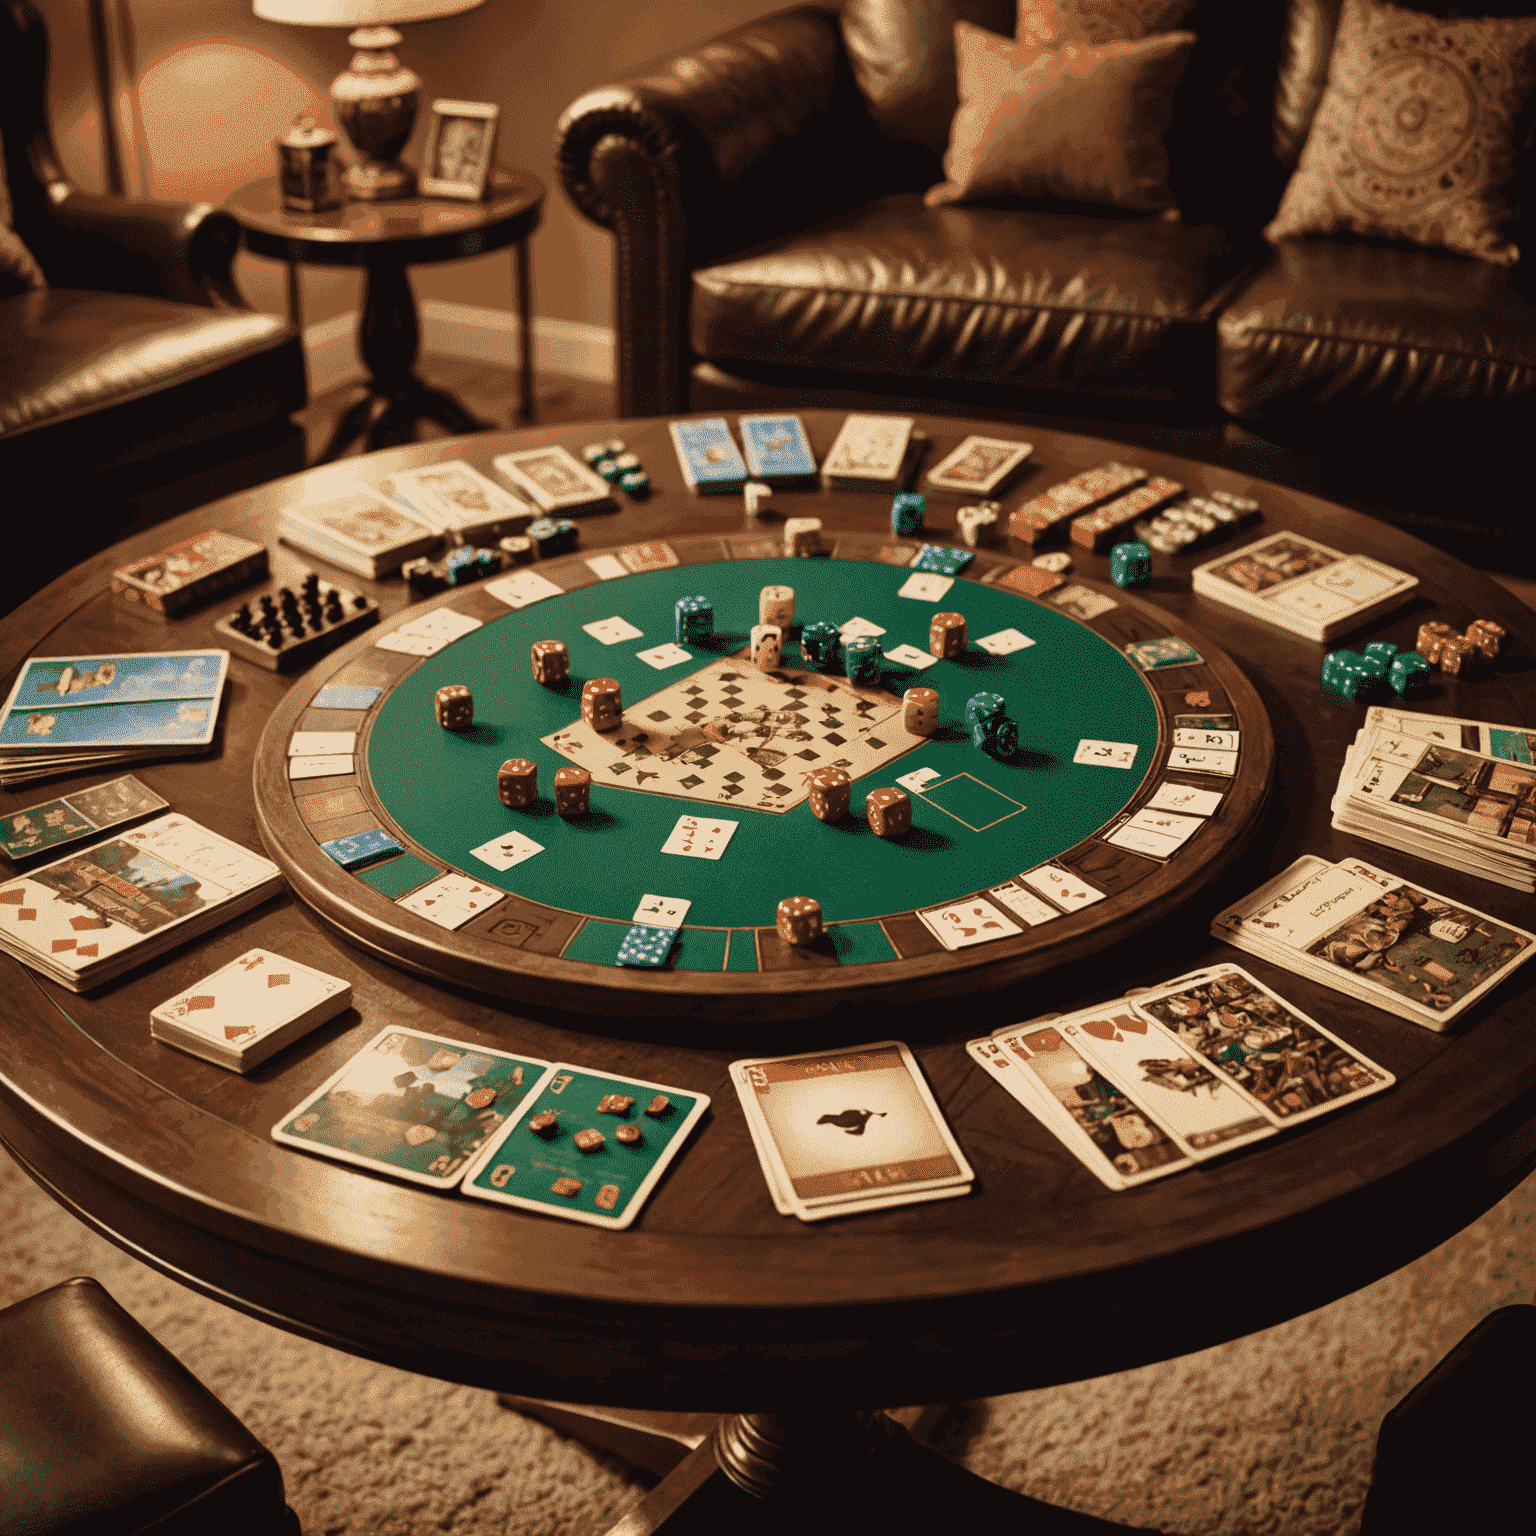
left=253, top=0, right=481, bottom=22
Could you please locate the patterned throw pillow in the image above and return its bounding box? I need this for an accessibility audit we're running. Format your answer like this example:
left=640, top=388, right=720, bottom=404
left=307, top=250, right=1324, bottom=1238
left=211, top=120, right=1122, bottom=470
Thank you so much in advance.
left=1016, top=0, right=1194, bottom=48
left=926, top=20, right=1195, bottom=212
left=1265, top=0, right=1536, bottom=266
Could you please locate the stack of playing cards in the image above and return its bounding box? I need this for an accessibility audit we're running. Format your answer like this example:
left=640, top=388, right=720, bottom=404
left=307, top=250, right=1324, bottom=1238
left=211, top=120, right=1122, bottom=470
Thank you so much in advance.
left=820, top=414, right=924, bottom=492
left=0, top=650, right=229, bottom=788
left=924, top=434, right=1033, bottom=497
left=278, top=487, right=440, bottom=578
left=388, top=462, right=534, bottom=544
left=0, top=774, right=167, bottom=863
left=969, top=965, right=1394, bottom=1190
left=0, top=813, right=284, bottom=991
left=492, top=446, right=616, bottom=514
left=152, top=949, right=352, bottom=1072
left=738, top=414, right=818, bottom=486
left=1191, top=530, right=1418, bottom=641
left=1212, top=854, right=1536, bottom=1031
left=731, top=1040, right=973, bottom=1220
left=111, top=530, right=268, bottom=618
left=1330, top=707, right=1536, bottom=891
left=669, top=418, right=748, bottom=494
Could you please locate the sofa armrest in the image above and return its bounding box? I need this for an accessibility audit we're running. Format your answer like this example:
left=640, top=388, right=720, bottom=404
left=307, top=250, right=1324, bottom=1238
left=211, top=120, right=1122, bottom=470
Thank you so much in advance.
left=32, top=193, right=246, bottom=309
left=557, top=5, right=922, bottom=416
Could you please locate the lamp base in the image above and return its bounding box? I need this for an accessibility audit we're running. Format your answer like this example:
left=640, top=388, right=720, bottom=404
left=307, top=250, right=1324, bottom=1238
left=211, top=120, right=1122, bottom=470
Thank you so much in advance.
left=332, top=25, right=419, bottom=203
left=345, top=160, right=416, bottom=201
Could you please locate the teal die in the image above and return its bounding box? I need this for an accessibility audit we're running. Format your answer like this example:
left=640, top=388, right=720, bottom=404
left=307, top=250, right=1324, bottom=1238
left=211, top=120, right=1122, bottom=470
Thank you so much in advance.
left=964, top=692, right=1006, bottom=727
left=617, top=924, right=676, bottom=968
left=1321, top=649, right=1369, bottom=702
left=800, top=620, right=841, bottom=671
left=844, top=633, right=882, bottom=686
left=1110, top=541, right=1152, bottom=588
left=1389, top=650, right=1431, bottom=696
left=1360, top=641, right=1399, bottom=680
left=891, top=492, right=926, bottom=536
left=913, top=544, right=973, bottom=576
left=991, top=716, right=1019, bottom=756
left=674, top=595, right=713, bottom=644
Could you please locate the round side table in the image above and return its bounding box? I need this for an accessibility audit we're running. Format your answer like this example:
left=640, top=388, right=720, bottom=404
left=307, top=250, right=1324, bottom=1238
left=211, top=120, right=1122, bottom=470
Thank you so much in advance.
left=227, top=168, right=545, bottom=461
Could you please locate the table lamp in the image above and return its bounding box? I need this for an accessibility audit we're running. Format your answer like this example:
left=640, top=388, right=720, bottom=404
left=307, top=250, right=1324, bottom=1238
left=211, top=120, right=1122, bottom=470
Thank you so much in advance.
left=253, top=0, right=485, bottom=201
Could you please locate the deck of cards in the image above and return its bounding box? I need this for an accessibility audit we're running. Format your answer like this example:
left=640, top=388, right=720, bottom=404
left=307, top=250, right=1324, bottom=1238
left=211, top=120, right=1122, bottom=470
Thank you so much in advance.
left=278, top=487, right=441, bottom=579
left=1192, top=530, right=1418, bottom=641
left=820, top=414, right=922, bottom=492
left=152, top=949, right=352, bottom=1072
left=731, top=1040, right=973, bottom=1220
left=388, top=462, right=533, bottom=544
left=738, top=414, right=818, bottom=485
left=1331, top=707, right=1536, bottom=892
left=925, top=434, right=1033, bottom=496
left=492, top=446, right=616, bottom=514
left=0, top=774, right=167, bottom=863
left=1212, top=854, right=1536, bottom=1031
left=669, top=418, right=748, bottom=494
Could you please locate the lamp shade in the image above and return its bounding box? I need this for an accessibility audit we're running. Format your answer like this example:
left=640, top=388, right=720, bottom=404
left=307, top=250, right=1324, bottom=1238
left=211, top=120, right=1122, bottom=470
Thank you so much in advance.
left=254, top=0, right=482, bottom=23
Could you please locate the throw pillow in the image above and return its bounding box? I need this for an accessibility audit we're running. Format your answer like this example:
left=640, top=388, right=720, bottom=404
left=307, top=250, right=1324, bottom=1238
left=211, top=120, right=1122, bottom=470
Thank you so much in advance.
left=925, top=21, right=1195, bottom=212
left=1016, top=0, right=1194, bottom=48
left=1265, top=0, right=1536, bottom=266
left=0, top=129, right=46, bottom=300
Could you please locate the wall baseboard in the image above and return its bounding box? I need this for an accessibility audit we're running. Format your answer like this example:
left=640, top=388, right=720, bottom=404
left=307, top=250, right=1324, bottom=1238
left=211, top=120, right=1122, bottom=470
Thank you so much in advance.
left=302, top=304, right=616, bottom=399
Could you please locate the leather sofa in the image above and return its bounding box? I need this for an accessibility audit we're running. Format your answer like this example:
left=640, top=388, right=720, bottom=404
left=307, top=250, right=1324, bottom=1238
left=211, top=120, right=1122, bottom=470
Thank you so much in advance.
left=0, top=0, right=307, bottom=616
left=557, top=0, right=1536, bottom=567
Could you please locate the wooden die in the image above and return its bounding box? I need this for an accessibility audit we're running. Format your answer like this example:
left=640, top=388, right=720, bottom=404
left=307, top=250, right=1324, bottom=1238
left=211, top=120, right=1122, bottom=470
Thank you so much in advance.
left=531, top=639, right=569, bottom=685
left=1438, top=636, right=1476, bottom=676
left=783, top=517, right=821, bottom=557
left=776, top=895, right=823, bottom=946
left=903, top=687, right=939, bottom=736
left=865, top=786, right=911, bottom=838
left=808, top=766, right=851, bottom=823
left=1415, top=622, right=1456, bottom=666
left=1466, top=620, right=1506, bottom=661
left=929, top=612, right=967, bottom=659
left=956, top=504, right=998, bottom=547
left=581, top=677, right=623, bottom=732
left=497, top=757, right=537, bottom=808
left=434, top=684, right=473, bottom=730
left=759, top=584, right=795, bottom=628
left=750, top=623, right=783, bottom=671
left=554, top=765, right=591, bottom=815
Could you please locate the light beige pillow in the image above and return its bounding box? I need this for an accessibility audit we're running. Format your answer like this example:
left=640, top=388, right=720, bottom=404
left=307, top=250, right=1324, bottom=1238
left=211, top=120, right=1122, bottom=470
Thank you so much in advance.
left=926, top=21, right=1195, bottom=212
left=1016, top=0, right=1194, bottom=49
left=1265, top=0, right=1536, bottom=265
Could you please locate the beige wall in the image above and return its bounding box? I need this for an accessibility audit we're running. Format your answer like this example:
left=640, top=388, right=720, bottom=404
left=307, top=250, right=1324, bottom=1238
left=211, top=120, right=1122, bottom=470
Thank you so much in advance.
left=36, top=0, right=787, bottom=336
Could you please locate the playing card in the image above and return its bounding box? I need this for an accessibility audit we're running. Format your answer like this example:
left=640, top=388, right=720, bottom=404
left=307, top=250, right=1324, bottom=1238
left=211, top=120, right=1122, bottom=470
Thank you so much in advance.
left=492, top=446, right=613, bottom=513
left=1105, top=807, right=1205, bottom=859
left=987, top=881, right=1062, bottom=926
left=0, top=696, right=221, bottom=753
left=1073, top=739, right=1138, bottom=769
left=0, top=775, right=166, bottom=862
left=661, top=815, right=738, bottom=860
left=374, top=609, right=482, bottom=656
left=821, top=414, right=913, bottom=484
left=1048, top=585, right=1119, bottom=622
left=1021, top=864, right=1105, bottom=914
left=1145, top=782, right=1224, bottom=817
left=468, top=830, right=544, bottom=872
left=288, top=730, right=355, bottom=758
left=5, top=650, right=229, bottom=712
left=884, top=643, right=939, bottom=670
left=311, top=684, right=381, bottom=710
left=839, top=617, right=886, bottom=639
left=926, top=434, right=1033, bottom=494
left=637, top=643, right=693, bottom=670
left=631, top=894, right=691, bottom=928
left=669, top=418, right=748, bottom=492
left=583, top=616, right=644, bottom=645
left=460, top=1065, right=709, bottom=1228
left=320, top=828, right=402, bottom=870
left=289, top=754, right=354, bottom=780
left=896, top=766, right=943, bottom=794
left=918, top=896, right=1023, bottom=951
left=1174, top=728, right=1240, bottom=752
left=585, top=555, right=627, bottom=581
left=898, top=572, right=954, bottom=602
left=912, top=544, right=974, bottom=577
left=1125, top=637, right=1203, bottom=672
left=397, top=872, right=500, bottom=930
left=731, top=1040, right=972, bottom=1217
left=738, top=414, right=818, bottom=481
left=1167, top=746, right=1237, bottom=776
left=618, top=542, right=680, bottom=573
left=389, top=463, right=532, bottom=541
left=975, top=628, right=1034, bottom=656
left=485, top=570, right=564, bottom=609
left=273, top=1027, right=550, bottom=1189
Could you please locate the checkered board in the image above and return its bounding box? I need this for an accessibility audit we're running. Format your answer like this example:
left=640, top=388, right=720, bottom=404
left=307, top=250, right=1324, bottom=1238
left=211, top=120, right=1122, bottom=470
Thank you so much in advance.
left=542, top=656, right=926, bottom=814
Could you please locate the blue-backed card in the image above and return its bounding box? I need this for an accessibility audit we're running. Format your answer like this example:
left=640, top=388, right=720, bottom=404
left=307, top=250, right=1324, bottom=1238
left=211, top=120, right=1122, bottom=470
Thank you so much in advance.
left=0, top=696, right=221, bottom=751
left=1, top=650, right=229, bottom=713
left=460, top=1064, right=709, bottom=1228
left=272, top=1027, right=551, bottom=1189
left=320, top=827, right=403, bottom=870
left=739, top=414, right=817, bottom=483
left=668, top=419, right=748, bottom=494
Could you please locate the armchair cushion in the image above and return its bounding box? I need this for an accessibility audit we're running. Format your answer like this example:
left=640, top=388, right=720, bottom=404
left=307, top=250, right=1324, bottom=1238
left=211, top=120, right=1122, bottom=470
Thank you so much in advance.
left=692, top=193, right=1249, bottom=403
left=0, top=128, right=44, bottom=300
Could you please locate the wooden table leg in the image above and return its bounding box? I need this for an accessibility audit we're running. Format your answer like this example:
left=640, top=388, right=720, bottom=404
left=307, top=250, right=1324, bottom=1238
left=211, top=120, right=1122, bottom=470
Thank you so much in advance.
left=513, top=237, right=536, bottom=425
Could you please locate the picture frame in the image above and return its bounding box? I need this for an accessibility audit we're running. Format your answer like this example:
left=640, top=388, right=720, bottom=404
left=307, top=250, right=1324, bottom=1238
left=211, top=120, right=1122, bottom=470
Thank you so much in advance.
left=420, top=99, right=499, bottom=201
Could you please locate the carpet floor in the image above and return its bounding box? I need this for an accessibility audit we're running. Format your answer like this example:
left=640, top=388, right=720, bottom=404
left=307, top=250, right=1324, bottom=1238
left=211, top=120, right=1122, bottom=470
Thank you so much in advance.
left=2, top=1143, right=1532, bottom=1535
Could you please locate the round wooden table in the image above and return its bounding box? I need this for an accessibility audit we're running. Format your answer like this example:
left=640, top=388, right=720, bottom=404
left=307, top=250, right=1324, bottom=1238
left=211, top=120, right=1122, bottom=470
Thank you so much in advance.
left=2, top=414, right=1533, bottom=1533
left=226, top=170, right=545, bottom=459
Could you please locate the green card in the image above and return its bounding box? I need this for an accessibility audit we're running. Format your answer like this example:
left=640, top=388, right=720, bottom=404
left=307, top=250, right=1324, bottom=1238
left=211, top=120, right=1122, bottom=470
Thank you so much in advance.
left=271, top=1027, right=551, bottom=1189
left=460, top=1064, right=710, bottom=1229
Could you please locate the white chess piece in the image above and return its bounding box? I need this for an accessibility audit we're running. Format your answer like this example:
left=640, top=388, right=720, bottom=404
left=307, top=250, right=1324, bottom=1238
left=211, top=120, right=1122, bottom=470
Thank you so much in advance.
left=744, top=481, right=773, bottom=517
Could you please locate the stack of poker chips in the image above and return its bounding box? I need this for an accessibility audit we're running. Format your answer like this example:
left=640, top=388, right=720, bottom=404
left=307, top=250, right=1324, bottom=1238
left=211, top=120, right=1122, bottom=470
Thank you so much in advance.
left=1136, top=491, right=1260, bottom=555
left=584, top=440, right=650, bottom=497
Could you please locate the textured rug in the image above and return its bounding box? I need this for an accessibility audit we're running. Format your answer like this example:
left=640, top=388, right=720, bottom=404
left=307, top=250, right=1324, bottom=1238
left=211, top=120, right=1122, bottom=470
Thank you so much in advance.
left=2, top=1146, right=1532, bottom=1535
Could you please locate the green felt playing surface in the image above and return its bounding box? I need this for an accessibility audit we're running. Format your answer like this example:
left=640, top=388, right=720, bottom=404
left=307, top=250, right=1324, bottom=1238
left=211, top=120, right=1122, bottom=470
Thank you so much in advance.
left=366, top=559, right=1159, bottom=930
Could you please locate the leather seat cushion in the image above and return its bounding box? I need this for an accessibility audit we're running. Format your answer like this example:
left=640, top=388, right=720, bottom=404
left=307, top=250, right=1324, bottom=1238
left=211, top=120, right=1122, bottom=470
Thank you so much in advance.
left=1217, top=238, right=1536, bottom=423
left=691, top=193, right=1251, bottom=403
left=0, top=288, right=304, bottom=471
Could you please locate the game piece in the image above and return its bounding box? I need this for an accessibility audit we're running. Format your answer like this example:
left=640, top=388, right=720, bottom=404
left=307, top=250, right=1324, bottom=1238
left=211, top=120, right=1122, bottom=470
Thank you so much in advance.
left=612, top=452, right=641, bottom=477
left=1033, top=551, right=1073, bottom=573
left=278, top=488, right=439, bottom=578
left=615, top=1124, right=641, bottom=1144
left=446, top=547, right=503, bottom=585
left=1438, top=635, right=1476, bottom=675
left=866, top=785, right=911, bottom=838
left=548, top=1176, right=582, bottom=1197
left=903, top=687, right=939, bottom=736
left=215, top=575, right=379, bottom=674
left=531, top=639, right=569, bottom=685
left=821, top=413, right=915, bottom=491
left=592, top=454, right=622, bottom=482
left=492, top=445, right=615, bottom=515
left=891, top=491, right=925, bottom=535
left=1416, top=621, right=1456, bottom=664
left=965, top=692, right=1005, bottom=727
left=112, top=530, right=268, bottom=619
left=750, top=623, right=782, bottom=671
left=1321, top=649, right=1369, bottom=702
left=527, top=517, right=578, bottom=557
left=759, top=584, right=795, bottom=628
left=1008, top=462, right=1148, bottom=544
left=776, top=895, right=823, bottom=946
left=926, top=434, right=1033, bottom=496
left=913, top=544, right=973, bottom=576
left=498, top=534, right=535, bottom=565
left=670, top=417, right=749, bottom=493
left=991, top=716, right=1020, bottom=756
left=581, top=443, right=607, bottom=464
left=597, top=1094, right=634, bottom=1114
left=401, top=557, right=445, bottom=596
left=1071, top=478, right=1183, bottom=552
left=1388, top=652, right=1430, bottom=696
left=496, top=758, right=538, bottom=809
left=929, top=611, right=966, bottom=659
left=739, top=413, right=818, bottom=484
left=580, top=677, right=623, bottom=732
left=674, top=595, right=713, bottom=644
left=554, top=765, right=591, bottom=816
left=956, top=503, right=998, bottom=547
left=320, top=827, right=402, bottom=870
left=744, top=481, right=772, bottom=517
left=646, top=1095, right=671, bottom=1117
left=799, top=620, right=841, bottom=671
left=573, top=1128, right=605, bottom=1152
left=1466, top=620, right=1506, bottom=660
left=995, top=565, right=1064, bottom=598
left=1359, top=641, right=1399, bottom=680
left=619, top=468, right=650, bottom=496
left=1109, top=541, right=1152, bottom=588
left=434, top=684, right=473, bottom=730
left=843, top=633, right=882, bottom=686
left=529, top=1111, right=560, bottom=1138
left=808, top=767, right=851, bottom=823
left=784, top=517, right=822, bottom=557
